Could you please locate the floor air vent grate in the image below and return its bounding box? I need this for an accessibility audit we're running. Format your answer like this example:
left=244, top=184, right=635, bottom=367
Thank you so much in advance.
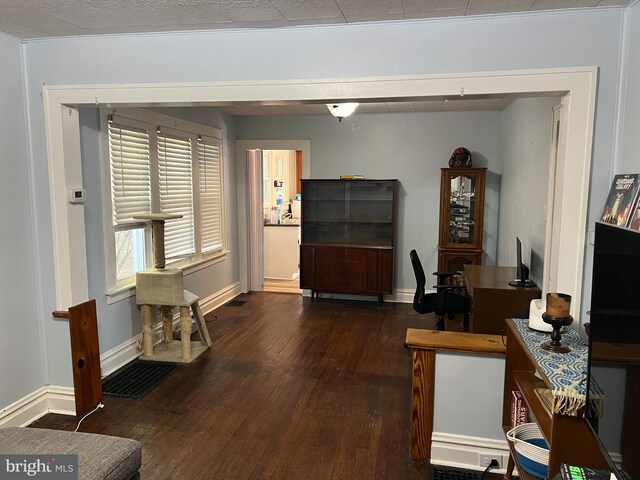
left=224, top=300, right=247, bottom=307
left=102, top=360, right=180, bottom=399
left=429, top=466, right=481, bottom=480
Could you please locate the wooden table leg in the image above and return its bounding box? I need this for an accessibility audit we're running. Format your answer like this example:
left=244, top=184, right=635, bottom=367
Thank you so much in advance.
left=504, top=453, right=514, bottom=480
left=411, top=348, right=435, bottom=462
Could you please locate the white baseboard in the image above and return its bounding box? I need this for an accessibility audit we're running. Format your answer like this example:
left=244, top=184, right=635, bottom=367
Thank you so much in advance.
left=300, top=288, right=414, bottom=303
left=100, top=282, right=242, bottom=377
left=431, top=432, right=511, bottom=474
left=0, top=386, right=75, bottom=428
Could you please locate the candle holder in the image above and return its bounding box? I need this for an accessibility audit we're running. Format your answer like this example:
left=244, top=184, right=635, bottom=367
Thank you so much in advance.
left=540, top=292, right=573, bottom=353
left=540, top=313, right=574, bottom=353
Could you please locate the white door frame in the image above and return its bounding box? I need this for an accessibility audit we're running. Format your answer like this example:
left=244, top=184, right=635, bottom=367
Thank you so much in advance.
left=236, top=140, right=311, bottom=292
left=44, top=67, right=597, bottom=322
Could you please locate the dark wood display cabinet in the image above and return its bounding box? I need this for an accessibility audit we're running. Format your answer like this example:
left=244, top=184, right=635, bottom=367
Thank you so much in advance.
left=438, top=168, right=486, bottom=273
left=300, top=179, right=398, bottom=303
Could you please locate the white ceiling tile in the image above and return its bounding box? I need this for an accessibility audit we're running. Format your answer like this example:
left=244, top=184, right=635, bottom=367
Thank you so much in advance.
left=288, top=16, right=347, bottom=25
left=403, top=0, right=469, bottom=16
left=385, top=102, right=416, bottom=112
left=213, top=0, right=284, bottom=22
left=531, top=0, right=598, bottom=10
left=417, top=8, right=468, bottom=18
left=270, top=0, right=343, bottom=20
left=596, top=0, right=628, bottom=5
left=441, top=99, right=473, bottom=110
left=335, top=0, right=403, bottom=21
left=0, top=0, right=634, bottom=39
left=154, top=4, right=232, bottom=24
left=0, top=17, right=46, bottom=38
left=354, top=102, right=389, bottom=113
left=413, top=100, right=444, bottom=111
left=234, top=19, right=292, bottom=27
left=467, top=0, right=535, bottom=15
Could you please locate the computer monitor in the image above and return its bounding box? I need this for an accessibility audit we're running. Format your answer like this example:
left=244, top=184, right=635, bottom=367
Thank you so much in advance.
left=508, top=237, right=536, bottom=287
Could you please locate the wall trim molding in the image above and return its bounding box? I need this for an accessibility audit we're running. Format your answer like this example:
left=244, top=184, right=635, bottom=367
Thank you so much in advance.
left=0, top=386, right=75, bottom=428
left=431, top=432, right=511, bottom=473
left=100, top=282, right=242, bottom=377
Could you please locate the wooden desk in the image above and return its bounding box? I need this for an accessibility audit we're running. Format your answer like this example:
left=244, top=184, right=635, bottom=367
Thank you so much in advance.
left=463, top=265, right=541, bottom=335
left=405, top=329, right=506, bottom=463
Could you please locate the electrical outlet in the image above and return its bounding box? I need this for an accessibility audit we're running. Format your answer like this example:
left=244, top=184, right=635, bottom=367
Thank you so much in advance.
left=478, top=454, right=502, bottom=468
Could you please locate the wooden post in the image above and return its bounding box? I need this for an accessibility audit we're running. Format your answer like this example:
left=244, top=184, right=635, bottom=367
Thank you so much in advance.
left=411, top=349, right=435, bottom=462
left=162, top=305, right=173, bottom=344
left=151, top=220, right=166, bottom=269
left=180, top=306, right=191, bottom=360
left=141, top=304, right=154, bottom=357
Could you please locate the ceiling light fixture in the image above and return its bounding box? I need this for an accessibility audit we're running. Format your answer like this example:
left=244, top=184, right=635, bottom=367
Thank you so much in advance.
left=326, top=103, right=359, bottom=122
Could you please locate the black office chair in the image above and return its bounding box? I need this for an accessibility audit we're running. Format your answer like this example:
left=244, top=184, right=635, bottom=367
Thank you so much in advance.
left=409, top=249, right=470, bottom=331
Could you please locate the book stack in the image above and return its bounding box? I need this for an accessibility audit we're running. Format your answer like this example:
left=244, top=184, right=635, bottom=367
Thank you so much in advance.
left=511, top=390, right=529, bottom=428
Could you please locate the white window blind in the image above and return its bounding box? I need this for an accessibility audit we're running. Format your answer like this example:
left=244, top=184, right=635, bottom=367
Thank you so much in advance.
left=108, top=122, right=151, bottom=226
left=157, top=130, right=195, bottom=259
left=198, top=137, right=223, bottom=253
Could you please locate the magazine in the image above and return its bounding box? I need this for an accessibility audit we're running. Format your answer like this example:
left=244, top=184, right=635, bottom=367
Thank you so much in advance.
left=629, top=201, right=640, bottom=231
left=600, top=173, right=640, bottom=227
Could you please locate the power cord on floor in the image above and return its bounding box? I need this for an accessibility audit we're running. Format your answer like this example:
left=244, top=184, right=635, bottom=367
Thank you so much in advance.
left=74, top=402, right=104, bottom=432
left=480, top=459, right=500, bottom=480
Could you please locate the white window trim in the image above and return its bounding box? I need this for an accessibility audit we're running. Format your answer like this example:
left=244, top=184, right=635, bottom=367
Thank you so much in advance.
left=99, top=108, right=226, bottom=300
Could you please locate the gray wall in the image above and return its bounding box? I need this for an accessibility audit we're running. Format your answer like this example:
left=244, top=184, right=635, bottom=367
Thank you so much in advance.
left=0, top=7, right=627, bottom=440
left=80, top=107, right=238, bottom=354
left=0, top=33, right=46, bottom=409
left=618, top=1, right=640, bottom=174
left=236, top=111, right=502, bottom=291
left=497, top=97, right=559, bottom=287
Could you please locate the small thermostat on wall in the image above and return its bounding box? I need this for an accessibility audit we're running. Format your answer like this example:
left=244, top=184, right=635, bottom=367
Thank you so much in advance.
left=68, top=188, right=86, bottom=204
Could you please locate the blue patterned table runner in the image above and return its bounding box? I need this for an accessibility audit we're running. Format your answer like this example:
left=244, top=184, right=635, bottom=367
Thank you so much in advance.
left=512, top=318, right=590, bottom=416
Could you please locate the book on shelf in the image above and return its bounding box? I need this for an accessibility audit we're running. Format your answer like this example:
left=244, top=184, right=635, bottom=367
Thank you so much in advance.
left=511, top=390, right=529, bottom=428
left=600, top=173, right=640, bottom=227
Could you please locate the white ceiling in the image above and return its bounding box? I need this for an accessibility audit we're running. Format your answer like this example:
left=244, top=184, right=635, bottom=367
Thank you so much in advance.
left=0, top=0, right=631, bottom=40
left=215, top=97, right=519, bottom=115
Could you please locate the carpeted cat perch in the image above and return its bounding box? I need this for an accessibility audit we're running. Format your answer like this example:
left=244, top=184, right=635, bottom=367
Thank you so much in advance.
left=134, top=213, right=212, bottom=363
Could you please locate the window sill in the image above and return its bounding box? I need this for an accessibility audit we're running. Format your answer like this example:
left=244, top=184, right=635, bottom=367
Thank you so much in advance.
left=105, top=249, right=229, bottom=304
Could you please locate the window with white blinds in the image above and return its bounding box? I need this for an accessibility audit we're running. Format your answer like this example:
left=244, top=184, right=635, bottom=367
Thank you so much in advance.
left=108, top=122, right=151, bottom=226
left=198, top=137, right=223, bottom=253
left=103, top=108, right=226, bottom=291
left=157, top=131, right=195, bottom=259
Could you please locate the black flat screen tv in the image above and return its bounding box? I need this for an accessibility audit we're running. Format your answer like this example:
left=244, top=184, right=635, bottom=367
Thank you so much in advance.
left=585, top=222, right=640, bottom=480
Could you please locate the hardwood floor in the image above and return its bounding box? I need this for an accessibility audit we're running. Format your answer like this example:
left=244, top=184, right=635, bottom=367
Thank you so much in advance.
left=32, top=293, right=458, bottom=479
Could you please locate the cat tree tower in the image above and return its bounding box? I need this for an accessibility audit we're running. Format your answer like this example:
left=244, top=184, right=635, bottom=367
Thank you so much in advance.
left=134, top=213, right=212, bottom=363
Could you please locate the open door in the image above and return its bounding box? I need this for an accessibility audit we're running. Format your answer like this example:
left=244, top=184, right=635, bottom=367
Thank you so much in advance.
left=246, top=149, right=264, bottom=292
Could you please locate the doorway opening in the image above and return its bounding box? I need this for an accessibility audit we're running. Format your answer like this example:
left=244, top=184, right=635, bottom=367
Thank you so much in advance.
left=262, top=149, right=302, bottom=294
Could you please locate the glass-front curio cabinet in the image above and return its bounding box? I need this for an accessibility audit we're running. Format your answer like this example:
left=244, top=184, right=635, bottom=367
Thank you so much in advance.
left=437, top=168, right=486, bottom=272
left=300, top=179, right=397, bottom=303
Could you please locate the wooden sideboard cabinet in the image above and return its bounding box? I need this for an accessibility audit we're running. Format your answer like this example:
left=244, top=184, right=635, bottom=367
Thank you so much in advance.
left=503, top=319, right=608, bottom=480
left=300, top=179, right=397, bottom=303
left=438, top=168, right=486, bottom=272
